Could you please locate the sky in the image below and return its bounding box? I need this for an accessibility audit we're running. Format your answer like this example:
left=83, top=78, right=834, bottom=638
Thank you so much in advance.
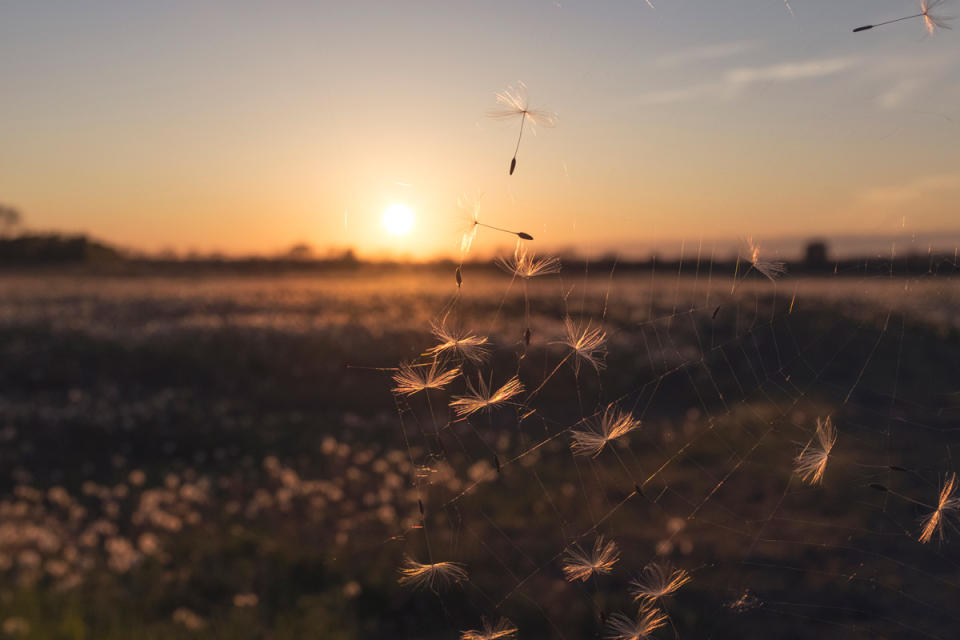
left=1, top=0, right=958, bottom=259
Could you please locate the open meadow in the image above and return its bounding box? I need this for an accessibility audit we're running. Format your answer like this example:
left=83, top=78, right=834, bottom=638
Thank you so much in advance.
left=0, top=268, right=956, bottom=638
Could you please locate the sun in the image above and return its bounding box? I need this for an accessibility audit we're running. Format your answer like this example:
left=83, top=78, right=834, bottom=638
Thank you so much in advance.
left=382, top=203, right=414, bottom=236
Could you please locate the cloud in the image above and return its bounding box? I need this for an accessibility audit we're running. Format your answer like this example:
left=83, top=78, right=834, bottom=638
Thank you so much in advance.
left=857, top=173, right=960, bottom=206
left=634, top=56, right=860, bottom=106
left=876, top=78, right=924, bottom=109
left=723, top=57, right=859, bottom=89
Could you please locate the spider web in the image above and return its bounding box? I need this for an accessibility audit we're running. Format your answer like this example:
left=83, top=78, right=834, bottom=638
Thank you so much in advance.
left=377, top=242, right=960, bottom=639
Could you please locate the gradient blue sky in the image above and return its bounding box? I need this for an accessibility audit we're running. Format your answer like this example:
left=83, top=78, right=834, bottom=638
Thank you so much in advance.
left=1, top=1, right=958, bottom=258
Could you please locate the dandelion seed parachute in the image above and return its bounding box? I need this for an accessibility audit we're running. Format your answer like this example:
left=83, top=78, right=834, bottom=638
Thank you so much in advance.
left=487, top=82, right=557, bottom=176
left=919, top=473, right=960, bottom=544
left=392, top=361, right=461, bottom=396
left=629, top=562, right=691, bottom=603
left=449, top=374, right=524, bottom=417
left=853, top=0, right=953, bottom=34
left=562, top=535, right=621, bottom=582
left=794, top=416, right=837, bottom=485
left=460, top=617, right=518, bottom=640
left=427, top=319, right=491, bottom=364
left=570, top=405, right=640, bottom=457
left=398, top=557, right=468, bottom=590
left=745, top=236, right=786, bottom=282
left=560, top=316, right=608, bottom=374
left=457, top=194, right=536, bottom=250
left=603, top=606, right=667, bottom=640
left=495, top=243, right=561, bottom=280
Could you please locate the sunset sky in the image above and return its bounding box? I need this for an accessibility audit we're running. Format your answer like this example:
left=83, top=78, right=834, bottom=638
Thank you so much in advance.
left=1, top=1, right=958, bottom=259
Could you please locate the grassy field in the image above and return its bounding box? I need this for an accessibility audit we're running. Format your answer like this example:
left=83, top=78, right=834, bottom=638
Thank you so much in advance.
left=0, top=269, right=956, bottom=638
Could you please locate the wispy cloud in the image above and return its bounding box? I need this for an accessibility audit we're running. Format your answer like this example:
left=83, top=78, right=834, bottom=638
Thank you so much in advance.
left=858, top=173, right=960, bottom=206
left=877, top=78, right=924, bottom=109
left=724, top=57, right=858, bottom=89
left=635, top=56, right=859, bottom=105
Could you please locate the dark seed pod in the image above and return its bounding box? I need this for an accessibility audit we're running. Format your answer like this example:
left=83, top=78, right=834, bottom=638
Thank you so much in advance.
left=523, top=327, right=532, bottom=347
left=712, top=305, right=722, bottom=319
left=869, top=483, right=888, bottom=493
left=517, top=232, right=533, bottom=240
left=494, top=454, right=501, bottom=474
left=455, top=265, right=462, bottom=288
left=509, top=157, right=517, bottom=175
left=889, top=465, right=907, bottom=472
left=418, top=499, right=425, bottom=515
left=853, top=25, right=873, bottom=32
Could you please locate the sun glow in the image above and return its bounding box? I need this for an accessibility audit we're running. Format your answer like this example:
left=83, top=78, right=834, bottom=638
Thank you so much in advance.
left=382, top=203, right=414, bottom=236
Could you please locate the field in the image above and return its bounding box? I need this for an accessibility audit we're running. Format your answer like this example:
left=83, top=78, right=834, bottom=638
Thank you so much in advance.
left=0, top=268, right=957, bottom=639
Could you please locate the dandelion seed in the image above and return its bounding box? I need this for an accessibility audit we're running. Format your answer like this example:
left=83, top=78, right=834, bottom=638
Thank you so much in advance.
left=460, top=617, right=518, bottom=640
left=794, top=416, right=837, bottom=485
left=450, top=374, right=525, bottom=417
left=853, top=0, right=952, bottom=34
left=496, top=242, right=561, bottom=279
left=560, top=316, right=608, bottom=374
left=487, top=82, right=557, bottom=175
left=629, top=562, right=691, bottom=603
left=570, top=405, right=641, bottom=457
left=745, top=236, right=786, bottom=282
left=604, top=607, right=668, bottom=640
left=427, top=319, right=491, bottom=365
left=919, top=473, right=960, bottom=544
left=562, top=535, right=621, bottom=582
left=391, top=361, right=461, bottom=396
left=398, top=557, right=468, bottom=590
left=458, top=194, right=535, bottom=253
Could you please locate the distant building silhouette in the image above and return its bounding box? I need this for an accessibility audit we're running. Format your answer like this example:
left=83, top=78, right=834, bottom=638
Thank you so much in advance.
left=804, top=240, right=829, bottom=268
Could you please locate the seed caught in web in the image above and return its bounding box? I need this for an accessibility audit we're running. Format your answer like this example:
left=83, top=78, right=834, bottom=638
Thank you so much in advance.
left=794, top=416, right=837, bottom=486
left=460, top=617, right=517, bottom=640
left=392, top=361, right=461, bottom=396
left=450, top=374, right=524, bottom=417
left=919, top=473, right=960, bottom=544
left=570, top=404, right=640, bottom=457
left=603, top=606, right=667, bottom=640
left=427, top=318, right=491, bottom=365
left=629, top=561, right=691, bottom=603
left=398, top=557, right=468, bottom=591
left=561, top=535, right=621, bottom=582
